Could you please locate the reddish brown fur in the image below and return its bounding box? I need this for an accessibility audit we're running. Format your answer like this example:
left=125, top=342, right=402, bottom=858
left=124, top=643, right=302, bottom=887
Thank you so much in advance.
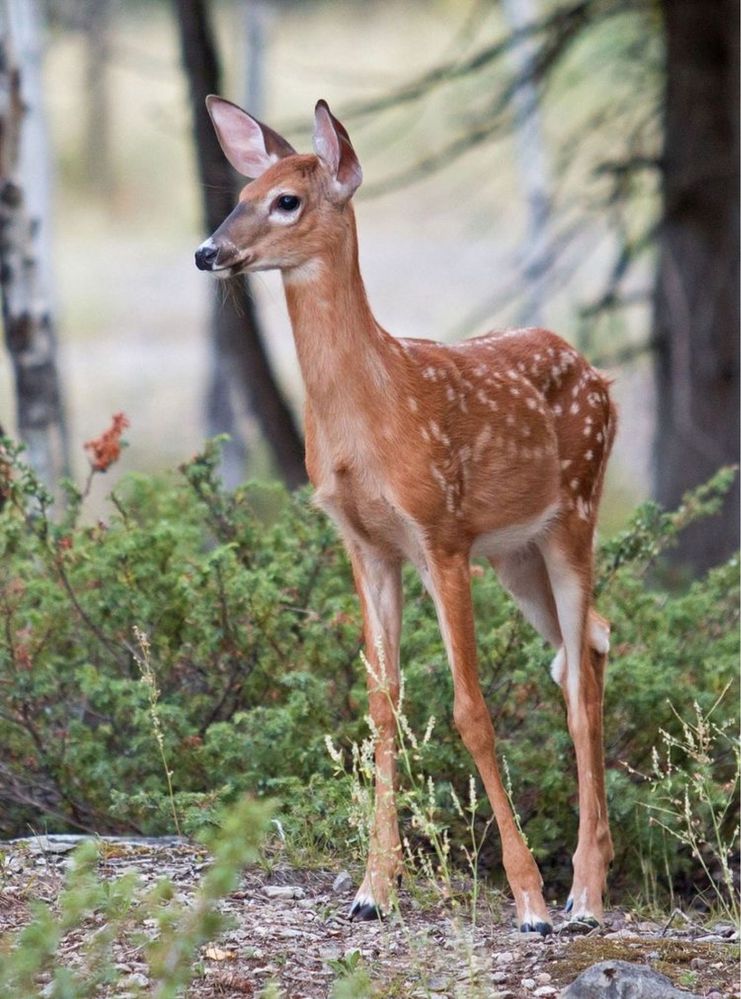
left=199, top=98, right=618, bottom=931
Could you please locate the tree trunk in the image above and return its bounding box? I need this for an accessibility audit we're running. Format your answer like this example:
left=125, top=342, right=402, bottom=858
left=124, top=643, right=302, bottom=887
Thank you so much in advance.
left=173, top=0, right=306, bottom=490
left=501, top=0, right=552, bottom=327
left=0, top=0, right=69, bottom=491
left=82, top=0, right=114, bottom=200
left=652, top=0, right=739, bottom=573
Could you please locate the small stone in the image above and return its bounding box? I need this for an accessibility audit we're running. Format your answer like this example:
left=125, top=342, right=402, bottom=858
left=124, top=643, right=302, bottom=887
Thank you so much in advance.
left=521, top=979, right=536, bottom=990
left=711, top=922, right=735, bottom=937
left=492, top=971, right=508, bottom=983
left=427, top=977, right=449, bottom=992
left=263, top=885, right=305, bottom=900
left=319, top=948, right=342, bottom=962
left=535, top=972, right=552, bottom=984
left=121, top=974, right=149, bottom=989
left=28, top=836, right=78, bottom=854
left=495, top=951, right=515, bottom=964
left=533, top=988, right=557, bottom=997
left=332, top=870, right=354, bottom=893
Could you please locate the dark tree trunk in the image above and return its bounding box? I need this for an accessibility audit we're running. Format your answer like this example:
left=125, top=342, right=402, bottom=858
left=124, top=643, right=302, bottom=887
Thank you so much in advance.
left=174, top=0, right=306, bottom=490
left=653, top=0, right=739, bottom=572
left=0, top=2, right=69, bottom=491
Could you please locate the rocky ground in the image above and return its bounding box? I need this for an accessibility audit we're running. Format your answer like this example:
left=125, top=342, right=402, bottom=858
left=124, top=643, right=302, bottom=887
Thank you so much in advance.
left=0, top=837, right=738, bottom=998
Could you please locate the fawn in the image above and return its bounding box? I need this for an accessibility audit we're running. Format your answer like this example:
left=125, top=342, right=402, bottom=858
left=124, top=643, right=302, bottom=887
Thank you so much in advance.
left=195, top=96, right=616, bottom=934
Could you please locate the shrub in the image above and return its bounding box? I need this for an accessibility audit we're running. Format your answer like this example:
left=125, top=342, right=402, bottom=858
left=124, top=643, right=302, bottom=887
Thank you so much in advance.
left=0, top=434, right=737, bottom=908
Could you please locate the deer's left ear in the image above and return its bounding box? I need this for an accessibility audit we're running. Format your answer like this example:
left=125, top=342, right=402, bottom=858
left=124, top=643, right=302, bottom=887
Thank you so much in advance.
left=312, top=100, right=363, bottom=202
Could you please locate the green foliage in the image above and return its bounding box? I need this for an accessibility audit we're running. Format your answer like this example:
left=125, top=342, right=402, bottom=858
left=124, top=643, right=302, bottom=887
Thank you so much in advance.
left=0, top=795, right=271, bottom=998
left=0, top=437, right=738, bottom=910
left=327, top=947, right=374, bottom=997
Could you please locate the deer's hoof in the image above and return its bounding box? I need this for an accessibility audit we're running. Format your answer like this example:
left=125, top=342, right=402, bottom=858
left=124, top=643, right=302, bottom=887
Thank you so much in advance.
left=349, top=898, right=383, bottom=922
left=520, top=920, right=553, bottom=937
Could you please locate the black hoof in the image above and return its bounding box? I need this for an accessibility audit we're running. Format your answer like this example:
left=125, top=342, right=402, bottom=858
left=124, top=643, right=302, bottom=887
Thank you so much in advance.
left=520, top=920, right=553, bottom=937
left=349, top=900, right=383, bottom=922
left=562, top=915, right=600, bottom=935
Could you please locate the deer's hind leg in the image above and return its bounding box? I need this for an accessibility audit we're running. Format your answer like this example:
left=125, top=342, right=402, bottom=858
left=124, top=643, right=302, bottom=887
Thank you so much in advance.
left=489, top=546, right=562, bottom=649
left=539, top=525, right=613, bottom=925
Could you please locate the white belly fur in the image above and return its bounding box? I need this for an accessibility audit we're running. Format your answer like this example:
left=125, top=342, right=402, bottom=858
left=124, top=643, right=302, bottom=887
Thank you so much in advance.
left=470, top=501, right=561, bottom=558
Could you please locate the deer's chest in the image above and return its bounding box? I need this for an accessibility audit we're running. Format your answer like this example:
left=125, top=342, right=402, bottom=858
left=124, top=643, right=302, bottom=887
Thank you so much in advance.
left=313, top=462, right=419, bottom=558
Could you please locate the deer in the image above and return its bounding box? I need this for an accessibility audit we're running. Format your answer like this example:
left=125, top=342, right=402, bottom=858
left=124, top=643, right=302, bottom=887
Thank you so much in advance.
left=195, top=96, right=617, bottom=936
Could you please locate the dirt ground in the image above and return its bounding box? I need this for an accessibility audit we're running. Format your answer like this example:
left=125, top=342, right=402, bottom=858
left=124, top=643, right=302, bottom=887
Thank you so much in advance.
left=0, top=837, right=738, bottom=998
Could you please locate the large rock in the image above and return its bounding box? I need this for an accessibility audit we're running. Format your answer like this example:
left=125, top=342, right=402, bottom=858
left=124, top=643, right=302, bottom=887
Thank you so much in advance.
left=561, top=960, right=700, bottom=998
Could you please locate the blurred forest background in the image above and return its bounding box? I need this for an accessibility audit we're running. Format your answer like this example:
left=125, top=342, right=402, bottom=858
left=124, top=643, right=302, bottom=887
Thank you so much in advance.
left=0, top=0, right=737, bottom=571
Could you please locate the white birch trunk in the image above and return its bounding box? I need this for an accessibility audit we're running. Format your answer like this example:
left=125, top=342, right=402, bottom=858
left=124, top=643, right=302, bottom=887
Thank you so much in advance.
left=501, top=0, right=552, bottom=326
left=0, top=0, right=68, bottom=488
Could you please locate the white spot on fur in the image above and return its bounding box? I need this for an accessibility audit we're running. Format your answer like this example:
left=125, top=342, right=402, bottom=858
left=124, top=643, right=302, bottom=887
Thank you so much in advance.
left=576, top=496, right=592, bottom=521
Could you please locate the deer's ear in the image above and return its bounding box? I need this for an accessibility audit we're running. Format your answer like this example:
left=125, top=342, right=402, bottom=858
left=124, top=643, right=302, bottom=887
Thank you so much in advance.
left=312, top=99, right=362, bottom=201
left=206, top=95, right=296, bottom=178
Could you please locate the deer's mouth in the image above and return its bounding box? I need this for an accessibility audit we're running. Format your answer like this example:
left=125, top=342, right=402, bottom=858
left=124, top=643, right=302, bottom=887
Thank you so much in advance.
left=211, top=253, right=255, bottom=277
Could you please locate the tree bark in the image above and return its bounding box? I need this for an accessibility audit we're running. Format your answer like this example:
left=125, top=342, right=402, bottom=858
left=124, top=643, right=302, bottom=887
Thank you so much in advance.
left=173, top=0, right=306, bottom=490
left=0, top=0, right=69, bottom=491
left=82, top=0, right=114, bottom=200
left=501, top=0, right=552, bottom=327
left=652, top=0, right=739, bottom=572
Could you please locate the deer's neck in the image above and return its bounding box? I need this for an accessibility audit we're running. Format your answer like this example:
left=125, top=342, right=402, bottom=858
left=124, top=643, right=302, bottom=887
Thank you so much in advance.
left=282, top=209, right=400, bottom=416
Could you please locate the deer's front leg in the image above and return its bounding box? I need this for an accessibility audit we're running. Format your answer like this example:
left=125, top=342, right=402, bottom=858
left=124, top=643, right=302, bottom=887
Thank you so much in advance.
left=428, top=550, right=552, bottom=935
left=347, top=545, right=403, bottom=921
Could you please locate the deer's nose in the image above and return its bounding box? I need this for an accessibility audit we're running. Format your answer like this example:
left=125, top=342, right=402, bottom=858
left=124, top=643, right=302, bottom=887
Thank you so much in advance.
left=195, top=240, right=219, bottom=271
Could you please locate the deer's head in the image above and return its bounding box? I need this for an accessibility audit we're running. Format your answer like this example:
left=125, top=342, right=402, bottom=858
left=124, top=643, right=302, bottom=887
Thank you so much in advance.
left=194, top=98, right=362, bottom=278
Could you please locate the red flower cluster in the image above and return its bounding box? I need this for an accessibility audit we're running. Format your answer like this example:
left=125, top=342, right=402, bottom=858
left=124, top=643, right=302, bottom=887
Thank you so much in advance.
left=84, top=413, right=130, bottom=472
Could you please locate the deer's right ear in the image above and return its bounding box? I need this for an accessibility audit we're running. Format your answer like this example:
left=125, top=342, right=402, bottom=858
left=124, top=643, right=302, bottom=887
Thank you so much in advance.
left=206, top=95, right=296, bottom=178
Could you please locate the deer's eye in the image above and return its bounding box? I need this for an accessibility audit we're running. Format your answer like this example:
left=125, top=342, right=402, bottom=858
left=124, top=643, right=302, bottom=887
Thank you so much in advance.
left=274, top=194, right=301, bottom=213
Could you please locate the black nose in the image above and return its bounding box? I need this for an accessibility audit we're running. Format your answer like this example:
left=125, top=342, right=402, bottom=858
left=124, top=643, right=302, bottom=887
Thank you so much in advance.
left=195, top=243, right=219, bottom=271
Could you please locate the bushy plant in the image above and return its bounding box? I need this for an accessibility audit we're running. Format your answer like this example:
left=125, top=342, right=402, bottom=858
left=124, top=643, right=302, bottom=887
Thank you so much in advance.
left=0, top=431, right=737, bottom=909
